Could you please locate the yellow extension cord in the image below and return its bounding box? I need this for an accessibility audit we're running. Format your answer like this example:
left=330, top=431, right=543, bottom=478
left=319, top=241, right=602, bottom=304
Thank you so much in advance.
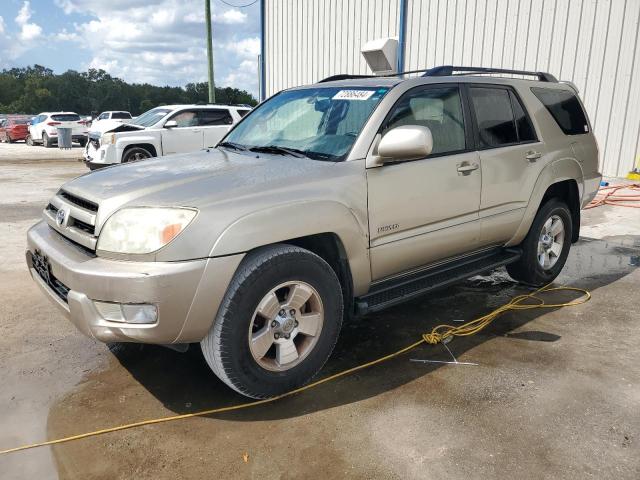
left=0, top=283, right=590, bottom=456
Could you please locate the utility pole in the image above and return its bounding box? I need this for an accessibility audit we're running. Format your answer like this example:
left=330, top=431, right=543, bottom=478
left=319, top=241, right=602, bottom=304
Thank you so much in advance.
left=205, top=0, right=216, bottom=103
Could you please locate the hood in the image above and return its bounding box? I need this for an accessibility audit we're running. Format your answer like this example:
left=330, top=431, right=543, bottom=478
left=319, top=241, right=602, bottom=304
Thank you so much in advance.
left=63, top=148, right=342, bottom=224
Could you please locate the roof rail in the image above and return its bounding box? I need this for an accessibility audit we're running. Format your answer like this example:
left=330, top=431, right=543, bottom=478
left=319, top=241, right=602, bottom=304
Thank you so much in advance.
left=423, top=66, right=558, bottom=82
left=318, top=74, right=375, bottom=83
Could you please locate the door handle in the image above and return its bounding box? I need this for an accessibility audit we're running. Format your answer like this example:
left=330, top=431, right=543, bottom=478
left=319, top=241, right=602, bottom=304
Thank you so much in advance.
left=456, top=162, right=479, bottom=175
left=525, top=151, right=542, bottom=162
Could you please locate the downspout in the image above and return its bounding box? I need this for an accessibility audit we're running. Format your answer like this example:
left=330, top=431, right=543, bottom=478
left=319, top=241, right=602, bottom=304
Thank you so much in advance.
left=397, top=0, right=408, bottom=75
left=260, top=0, right=266, bottom=102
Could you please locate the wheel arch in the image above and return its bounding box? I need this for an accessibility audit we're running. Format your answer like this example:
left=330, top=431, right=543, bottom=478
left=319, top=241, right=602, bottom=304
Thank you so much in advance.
left=210, top=201, right=371, bottom=297
left=122, top=143, right=158, bottom=158
left=506, top=158, right=583, bottom=246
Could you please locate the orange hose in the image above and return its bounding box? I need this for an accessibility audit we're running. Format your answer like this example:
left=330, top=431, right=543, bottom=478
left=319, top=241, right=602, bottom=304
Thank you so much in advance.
left=585, top=183, right=640, bottom=209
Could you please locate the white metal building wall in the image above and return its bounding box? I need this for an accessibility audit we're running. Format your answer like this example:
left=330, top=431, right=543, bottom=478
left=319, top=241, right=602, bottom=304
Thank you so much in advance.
left=264, top=0, right=640, bottom=177
left=264, top=0, right=399, bottom=94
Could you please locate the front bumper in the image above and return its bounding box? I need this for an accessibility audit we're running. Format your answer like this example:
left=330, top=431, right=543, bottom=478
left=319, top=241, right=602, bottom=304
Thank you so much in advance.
left=84, top=142, right=118, bottom=166
left=26, top=221, right=244, bottom=344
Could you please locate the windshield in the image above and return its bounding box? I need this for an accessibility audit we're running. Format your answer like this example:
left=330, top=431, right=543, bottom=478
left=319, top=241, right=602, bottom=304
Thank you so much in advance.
left=223, top=86, right=389, bottom=161
left=131, top=108, right=172, bottom=127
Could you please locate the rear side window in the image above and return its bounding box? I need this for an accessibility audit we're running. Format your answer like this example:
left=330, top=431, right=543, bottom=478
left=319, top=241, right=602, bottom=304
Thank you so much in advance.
left=470, top=87, right=518, bottom=148
left=531, top=87, right=589, bottom=135
left=237, top=109, right=250, bottom=118
left=51, top=114, right=81, bottom=122
left=112, top=112, right=132, bottom=119
left=199, top=109, right=233, bottom=126
left=509, top=92, right=536, bottom=142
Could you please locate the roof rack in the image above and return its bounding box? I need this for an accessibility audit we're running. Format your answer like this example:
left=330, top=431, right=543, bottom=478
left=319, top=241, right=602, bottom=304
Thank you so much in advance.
left=423, top=66, right=558, bottom=82
left=319, top=66, right=558, bottom=83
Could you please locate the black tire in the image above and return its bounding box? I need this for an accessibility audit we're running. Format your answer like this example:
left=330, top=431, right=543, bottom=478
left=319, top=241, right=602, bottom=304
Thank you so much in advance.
left=5, top=134, right=12, bottom=144
left=78, top=138, right=87, bottom=148
left=201, top=244, right=344, bottom=399
left=43, top=132, right=52, bottom=148
left=122, top=146, right=153, bottom=163
left=26, top=135, right=34, bottom=146
left=506, top=198, right=573, bottom=286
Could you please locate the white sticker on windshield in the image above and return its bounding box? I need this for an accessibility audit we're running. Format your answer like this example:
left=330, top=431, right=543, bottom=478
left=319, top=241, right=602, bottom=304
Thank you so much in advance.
left=332, top=90, right=375, bottom=101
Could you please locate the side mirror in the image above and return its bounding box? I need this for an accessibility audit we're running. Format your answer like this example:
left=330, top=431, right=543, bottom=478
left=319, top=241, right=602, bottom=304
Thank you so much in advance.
left=376, top=125, right=433, bottom=163
left=164, top=120, right=178, bottom=128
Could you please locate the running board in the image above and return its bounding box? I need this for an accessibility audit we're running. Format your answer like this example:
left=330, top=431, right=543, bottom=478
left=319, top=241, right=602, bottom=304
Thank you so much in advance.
left=355, top=248, right=522, bottom=315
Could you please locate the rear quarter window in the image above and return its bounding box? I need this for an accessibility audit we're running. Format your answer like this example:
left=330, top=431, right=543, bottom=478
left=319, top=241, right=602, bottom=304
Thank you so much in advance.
left=531, top=87, right=589, bottom=135
left=112, top=112, right=132, bottom=119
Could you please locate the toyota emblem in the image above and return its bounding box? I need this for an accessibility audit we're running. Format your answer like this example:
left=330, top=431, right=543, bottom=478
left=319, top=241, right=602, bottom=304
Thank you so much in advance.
left=56, top=209, right=66, bottom=226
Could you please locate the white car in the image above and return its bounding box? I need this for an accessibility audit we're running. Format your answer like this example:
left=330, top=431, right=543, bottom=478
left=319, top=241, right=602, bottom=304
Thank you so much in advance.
left=89, top=111, right=133, bottom=135
left=27, top=112, right=89, bottom=148
left=84, top=104, right=251, bottom=169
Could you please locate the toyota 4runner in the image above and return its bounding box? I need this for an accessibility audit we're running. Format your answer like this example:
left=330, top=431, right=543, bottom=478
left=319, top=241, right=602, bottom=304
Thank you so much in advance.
left=27, top=66, right=601, bottom=399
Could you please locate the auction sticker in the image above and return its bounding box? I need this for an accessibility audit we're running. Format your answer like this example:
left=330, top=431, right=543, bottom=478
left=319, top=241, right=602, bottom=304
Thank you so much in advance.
left=332, top=90, right=376, bottom=100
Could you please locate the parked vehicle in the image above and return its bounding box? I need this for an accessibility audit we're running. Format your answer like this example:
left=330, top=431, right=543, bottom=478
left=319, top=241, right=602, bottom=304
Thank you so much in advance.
left=27, top=66, right=601, bottom=399
left=27, top=112, right=89, bottom=148
left=0, top=116, right=31, bottom=143
left=83, top=104, right=251, bottom=169
left=88, top=111, right=133, bottom=135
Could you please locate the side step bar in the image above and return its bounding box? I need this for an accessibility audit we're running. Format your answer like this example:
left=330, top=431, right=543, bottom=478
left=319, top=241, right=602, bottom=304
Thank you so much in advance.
left=355, top=248, right=522, bottom=315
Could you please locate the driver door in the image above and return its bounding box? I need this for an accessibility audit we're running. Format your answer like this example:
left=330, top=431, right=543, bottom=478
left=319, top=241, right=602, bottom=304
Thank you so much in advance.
left=161, top=109, right=203, bottom=155
left=367, top=84, right=482, bottom=280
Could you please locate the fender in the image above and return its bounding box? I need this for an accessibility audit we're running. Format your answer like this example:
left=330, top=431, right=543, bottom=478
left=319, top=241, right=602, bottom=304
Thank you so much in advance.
left=210, top=201, right=371, bottom=296
left=114, top=134, right=161, bottom=158
left=506, top=157, right=584, bottom=247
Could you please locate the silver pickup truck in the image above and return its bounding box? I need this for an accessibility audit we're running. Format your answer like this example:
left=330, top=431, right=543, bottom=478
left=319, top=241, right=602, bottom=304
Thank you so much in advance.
left=27, top=66, right=601, bottom=399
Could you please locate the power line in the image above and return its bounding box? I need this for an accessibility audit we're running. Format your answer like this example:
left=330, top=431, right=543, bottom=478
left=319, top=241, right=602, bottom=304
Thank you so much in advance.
left=216, top=0, right=259, bottom=8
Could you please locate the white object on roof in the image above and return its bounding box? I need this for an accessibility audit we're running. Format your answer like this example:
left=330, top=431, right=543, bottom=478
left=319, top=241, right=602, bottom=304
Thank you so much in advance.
left=361, top=37, right=398, bottom=76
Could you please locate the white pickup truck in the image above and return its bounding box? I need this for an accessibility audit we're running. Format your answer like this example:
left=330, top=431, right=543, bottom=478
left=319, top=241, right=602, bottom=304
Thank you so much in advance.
left=88, top=111, right=133, bottom=135
left=83, top=104, right=251, bottom=169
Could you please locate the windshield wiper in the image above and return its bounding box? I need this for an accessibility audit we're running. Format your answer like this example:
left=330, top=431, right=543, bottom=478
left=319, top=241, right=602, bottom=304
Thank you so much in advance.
left=249, top=145, right=306, bottom=158
left=218, top=141, right=247, bottom=151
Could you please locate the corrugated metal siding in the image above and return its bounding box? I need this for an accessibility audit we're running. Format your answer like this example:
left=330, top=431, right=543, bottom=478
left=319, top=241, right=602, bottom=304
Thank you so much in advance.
left=265, top=0, right=640, bottom=177
left=406, top=0, right=640, bottom=177
left=264, top=0, right=399, bottom=94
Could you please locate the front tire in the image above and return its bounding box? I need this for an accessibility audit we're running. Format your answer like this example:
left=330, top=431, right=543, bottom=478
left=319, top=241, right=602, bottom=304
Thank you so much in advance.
left=26, top=135, right=34, bottom=146
left=122, top=146, right=153, bottom=163
left=506, top=198, right=573, bottom=286
left=201, top=245, right=344, bottom=399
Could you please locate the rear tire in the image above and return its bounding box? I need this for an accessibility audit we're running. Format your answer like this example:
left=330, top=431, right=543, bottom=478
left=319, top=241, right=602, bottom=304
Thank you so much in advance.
left=6, top=135, right=12, bottom=144
left=201, top=244, right=344, bottom=399
left=43, top=132, right=52, bottom=148
left=26, top=135, right=34, bottom=146
left=506, top=198, right=573, bottom=286
left=78, top=138, right=87, bottom=148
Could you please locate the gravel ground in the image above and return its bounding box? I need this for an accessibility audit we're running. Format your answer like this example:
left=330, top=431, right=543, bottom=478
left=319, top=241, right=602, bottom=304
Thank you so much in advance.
left=0, top=161, right=638, bottom=480
left=0, top=141, right=84, bottom=164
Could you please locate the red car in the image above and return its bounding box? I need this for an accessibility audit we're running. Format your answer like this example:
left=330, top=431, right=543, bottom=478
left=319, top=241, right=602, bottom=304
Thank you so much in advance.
left=0, top=116, right=31, bottom=143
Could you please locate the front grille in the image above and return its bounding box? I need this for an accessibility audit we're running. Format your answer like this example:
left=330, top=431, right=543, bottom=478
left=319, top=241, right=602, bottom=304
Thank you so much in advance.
left=45, top=191, right=99, bottom=252
left=71, top=218, right=95, bottom=235
left=58, top=190, right=98, bottom=212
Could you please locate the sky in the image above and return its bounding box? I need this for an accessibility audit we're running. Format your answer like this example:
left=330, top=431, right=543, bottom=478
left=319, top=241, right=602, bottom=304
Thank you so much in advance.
left=0, top=0, right=261, bottom=95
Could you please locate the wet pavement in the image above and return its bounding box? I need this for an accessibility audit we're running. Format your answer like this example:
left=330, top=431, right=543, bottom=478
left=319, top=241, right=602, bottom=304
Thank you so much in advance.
left=0, top=163, right=638, bottom=479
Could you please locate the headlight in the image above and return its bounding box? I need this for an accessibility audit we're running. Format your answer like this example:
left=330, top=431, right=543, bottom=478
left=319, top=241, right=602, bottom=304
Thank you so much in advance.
left=97, top=207, right=197, bottom=254
left=101, top=133, right=115, bottom=145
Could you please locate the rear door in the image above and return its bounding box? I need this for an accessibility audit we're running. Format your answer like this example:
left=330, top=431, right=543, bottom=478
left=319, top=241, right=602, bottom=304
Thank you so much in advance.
left=29, top=115, right=43, bottom=140
left=367, top=84, right=482, bottom=280
left=199, top=108, right=234, bottom=147
left=467, top=85, right=544, bottom=246
left=160, top=109, right=203, bottom=155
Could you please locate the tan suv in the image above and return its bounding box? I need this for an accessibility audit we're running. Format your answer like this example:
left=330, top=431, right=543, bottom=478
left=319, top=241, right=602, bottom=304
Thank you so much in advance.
left=27, top=66, right=601, bottom=398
